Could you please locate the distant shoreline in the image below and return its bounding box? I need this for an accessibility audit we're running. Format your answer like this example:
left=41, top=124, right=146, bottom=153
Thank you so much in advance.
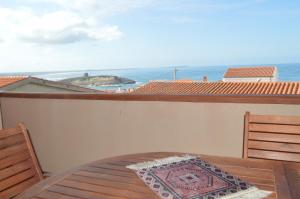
left=1, top=64, right=299, bottom=91
left=2, top=63, right=300, bottom=75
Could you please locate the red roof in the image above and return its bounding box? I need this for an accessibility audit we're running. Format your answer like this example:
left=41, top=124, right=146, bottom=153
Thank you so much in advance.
left=131, top=81, right=300, bottom=95
left=224, top=66, right=276, bottom=78
left=0, top=76, right=27, bottom=88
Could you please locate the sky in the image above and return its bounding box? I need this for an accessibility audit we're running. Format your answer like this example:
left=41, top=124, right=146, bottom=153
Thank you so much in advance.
left=0, top=0, right=300, bottom=72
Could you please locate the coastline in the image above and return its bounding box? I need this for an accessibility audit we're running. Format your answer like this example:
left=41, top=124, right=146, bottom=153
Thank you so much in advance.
left=1, top=64, right=299, bottom=91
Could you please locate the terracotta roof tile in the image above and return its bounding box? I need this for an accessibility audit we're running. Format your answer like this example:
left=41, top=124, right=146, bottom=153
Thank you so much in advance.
left=224, top=66, right=276, bottom=78
left=131, top=81, right=300, bottom=95
left=0, top=76, right=28, bottom=88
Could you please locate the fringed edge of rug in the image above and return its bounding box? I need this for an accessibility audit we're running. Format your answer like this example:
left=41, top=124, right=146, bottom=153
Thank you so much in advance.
left=220, top=187, right=272, bottom=199
left=126, top=155, right=196, bottom=170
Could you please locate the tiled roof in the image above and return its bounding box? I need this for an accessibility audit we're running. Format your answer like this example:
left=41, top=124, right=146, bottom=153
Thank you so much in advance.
left=224, top=66, right=276, bottom=78
left=0, top=76, right=28, bottom=87
left=131, top=81, right=300, bottom=95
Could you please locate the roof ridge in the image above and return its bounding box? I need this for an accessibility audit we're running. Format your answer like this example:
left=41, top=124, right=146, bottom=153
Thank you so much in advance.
left=0, top=76, right=28, bottom=78
left=227, top=66, right=276, bottom=69
left=0, top=76, right=28, bottom=88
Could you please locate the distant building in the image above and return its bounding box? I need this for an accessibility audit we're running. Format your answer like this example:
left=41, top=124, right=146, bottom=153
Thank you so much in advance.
left=223, top=66, right=278, bottom=82
left=130, top=81, right=300, bottom=95
left=202, top=76, right=208, bottom=82
left=0, top=76, right=100, bottom=93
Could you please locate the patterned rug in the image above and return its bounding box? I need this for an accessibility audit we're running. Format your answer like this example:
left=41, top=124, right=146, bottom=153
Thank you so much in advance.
left=127, top=156, right=271, bottom=199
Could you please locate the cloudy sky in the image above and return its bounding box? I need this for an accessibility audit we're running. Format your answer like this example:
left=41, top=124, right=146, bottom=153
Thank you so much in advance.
left=0, top=0, right=300, bottom=72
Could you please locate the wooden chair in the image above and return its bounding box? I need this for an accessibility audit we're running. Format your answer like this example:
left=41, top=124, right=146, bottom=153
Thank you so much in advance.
left=0, top=123, right=43, bottom=198
left=243, top=112, right=300, bottom=162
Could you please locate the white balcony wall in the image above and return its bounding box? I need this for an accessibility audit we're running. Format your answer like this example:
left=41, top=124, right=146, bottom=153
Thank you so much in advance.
left=1, top=97, right=299, bottom=173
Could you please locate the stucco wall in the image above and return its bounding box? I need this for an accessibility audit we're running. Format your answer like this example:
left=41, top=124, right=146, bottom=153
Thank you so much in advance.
left=222, top=77, right=276, bottom=82
left=1, top=97, right=300, bottom=173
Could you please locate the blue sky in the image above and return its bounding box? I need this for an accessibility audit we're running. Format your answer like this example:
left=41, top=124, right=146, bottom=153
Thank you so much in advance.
left=0, top=0, right=299, bottom=72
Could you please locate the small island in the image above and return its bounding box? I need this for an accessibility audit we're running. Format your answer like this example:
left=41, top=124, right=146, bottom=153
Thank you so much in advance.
left=60, top=73, right=136, bottom=86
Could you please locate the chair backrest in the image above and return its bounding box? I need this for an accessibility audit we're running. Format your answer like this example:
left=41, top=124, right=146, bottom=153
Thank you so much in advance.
left=243, top=112, right=300, bottom=162
left=0, top=123, right=43, bottom=198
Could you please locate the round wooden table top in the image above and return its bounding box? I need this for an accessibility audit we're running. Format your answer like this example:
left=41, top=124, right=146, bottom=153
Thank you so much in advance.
left=16, top=152, right=300, bottom=199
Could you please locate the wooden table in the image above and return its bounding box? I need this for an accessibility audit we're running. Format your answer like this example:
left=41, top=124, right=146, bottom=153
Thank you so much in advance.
left=17, top=152, right=300, bottom=199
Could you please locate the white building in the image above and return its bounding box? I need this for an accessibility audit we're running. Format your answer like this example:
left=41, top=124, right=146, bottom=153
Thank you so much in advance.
left=223, top=66, right=278, bottom=82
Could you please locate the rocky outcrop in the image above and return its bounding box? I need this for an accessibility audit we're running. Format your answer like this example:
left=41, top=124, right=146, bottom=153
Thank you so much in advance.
left=60, top=75, right=136, bottom=86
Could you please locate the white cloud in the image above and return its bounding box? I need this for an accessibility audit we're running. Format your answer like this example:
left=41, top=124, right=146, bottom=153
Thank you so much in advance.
left=0, top=0, right=266, bottom=45
left=0, top=0, right=152, bottom=44
left=16, top=10, right=123, bottom=44
left=0, top=7, right=122, bottom=44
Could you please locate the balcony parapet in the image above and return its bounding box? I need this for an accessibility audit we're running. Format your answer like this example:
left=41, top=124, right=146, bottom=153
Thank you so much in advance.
left=0, top=92, right=300, bottom=104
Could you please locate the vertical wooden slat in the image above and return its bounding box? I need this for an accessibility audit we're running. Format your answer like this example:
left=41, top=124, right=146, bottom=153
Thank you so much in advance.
left=243, top=111, right=250, bottom=158
left=273, top=162, right=292, bottom=199
left=18, top=123, right=44, bottom=180
left=284, top=162, right=300, bottom=198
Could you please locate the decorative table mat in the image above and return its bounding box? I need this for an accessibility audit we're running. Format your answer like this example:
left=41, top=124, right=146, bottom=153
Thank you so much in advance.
left=127, top=156, right=271, bottom=199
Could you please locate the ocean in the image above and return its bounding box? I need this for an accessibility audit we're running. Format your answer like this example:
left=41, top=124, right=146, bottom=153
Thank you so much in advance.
left=3, top=64, right=300, bottom=91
